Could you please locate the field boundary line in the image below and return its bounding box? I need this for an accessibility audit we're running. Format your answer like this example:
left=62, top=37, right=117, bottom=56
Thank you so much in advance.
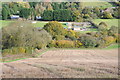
left=1, top=45, right=119, bottom=63
left=1, top=49, right=51, bottom=63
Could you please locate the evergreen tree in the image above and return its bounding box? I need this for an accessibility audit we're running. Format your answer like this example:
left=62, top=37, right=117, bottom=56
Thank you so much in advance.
left=42, top=10, right=53, bottom=20
left=19, top=8, right=31, bottom=19
left=53, top=10, right=61, bottom=21
left=12, top=4, right=18, bottom=14
left=2, top=7, right=8, bottom=20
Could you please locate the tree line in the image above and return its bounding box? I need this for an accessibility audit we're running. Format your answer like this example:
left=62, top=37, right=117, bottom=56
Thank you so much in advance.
left=42, top=9, right=73, bottom=21
left=2, top=2, right=119, bottom=21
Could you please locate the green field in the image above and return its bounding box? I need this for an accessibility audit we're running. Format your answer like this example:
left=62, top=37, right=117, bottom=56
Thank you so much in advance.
left=81, top=2, right=114, bottom=8
left=32, top=22, right=47, bottom=27
left=0, top=20, right=15, bottom=28
left=33, top=21, right=68, bottom=28
left=92, top=19, right=119, bottom=28
left=0, top=20, right=68, bottom=28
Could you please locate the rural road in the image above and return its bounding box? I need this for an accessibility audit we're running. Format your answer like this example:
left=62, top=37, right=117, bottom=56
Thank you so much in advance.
left=1, top=49, right=118, bottom=78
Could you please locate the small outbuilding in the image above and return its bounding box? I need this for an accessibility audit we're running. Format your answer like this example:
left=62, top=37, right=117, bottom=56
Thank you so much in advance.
left=10, top=15, right=20, bottom=19
left=67, top=22, right=91, bottom=31
left=36, top=16, right=42, bottom=20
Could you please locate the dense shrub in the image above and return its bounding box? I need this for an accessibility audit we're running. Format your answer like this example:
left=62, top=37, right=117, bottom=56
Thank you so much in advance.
left=78, top=35, right=97, bottom=48
left=103, top=36, right=116, bottom=46
left=43, top=21, right=67, bottom=40
left=74, top=40, right=83, bottom=48
left=47, top=40, right=56, bottom=48
left=65, top=30, right=77, bottom=40
left=115, top=34, right=120, bottom=43
left=108, top=26, right=118, bottom=36
left=2, top=21, right=52, bottom=50
left=47, top=40, right=75, bottom=48
left=102, top=12, right=113, bottom=19
left=56, top=40, right=75, bottom=48
left=2, top=47, right=33, bottom=55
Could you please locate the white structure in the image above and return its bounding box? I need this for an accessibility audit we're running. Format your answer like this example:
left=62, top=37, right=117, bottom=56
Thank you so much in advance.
left=67, top=23, right=73, bottom=29
left=67, top=22, right=91, bottom=31
left=73, top=25, right=80, bottom=31
left=10, top=15, right=20, bottom=19
left=36, top=16, right=42, bottom=20
left=32, top=21, right=37, bottom=24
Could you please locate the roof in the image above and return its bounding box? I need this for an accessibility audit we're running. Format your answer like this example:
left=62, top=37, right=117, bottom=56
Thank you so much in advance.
left=10, top=15, right=20, bottom=19
left=36, top=16, right=42, bottom=19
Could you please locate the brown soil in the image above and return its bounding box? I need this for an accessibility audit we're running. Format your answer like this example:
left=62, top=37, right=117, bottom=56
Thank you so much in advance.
left=1, top=49, right=118, bottom=78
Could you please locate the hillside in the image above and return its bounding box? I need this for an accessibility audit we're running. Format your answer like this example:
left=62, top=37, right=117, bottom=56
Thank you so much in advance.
left=92, top=19, right=119, bottom=28
left=81, top=2, right=114, bottom=8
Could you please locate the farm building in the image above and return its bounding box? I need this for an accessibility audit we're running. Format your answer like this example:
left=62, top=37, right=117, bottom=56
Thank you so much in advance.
left=10, top=15, right=20, bottom=19
left=67, top=22, right=91, bottom=31
left=36, top=16, right=42, bottom=20
left=66, top=22, right=72, bottom=29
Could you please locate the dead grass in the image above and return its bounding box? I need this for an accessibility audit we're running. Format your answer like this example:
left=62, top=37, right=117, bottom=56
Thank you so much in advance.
left=2, top=49, right=118, bottom=78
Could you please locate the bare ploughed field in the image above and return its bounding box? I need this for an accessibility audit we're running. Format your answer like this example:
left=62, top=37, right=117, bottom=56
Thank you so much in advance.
left=2, top=49, right=118, bottom=78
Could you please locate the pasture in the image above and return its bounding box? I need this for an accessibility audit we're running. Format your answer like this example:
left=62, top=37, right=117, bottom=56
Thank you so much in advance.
left=92, top=19, right=119, bottom=28
left=0, top=20, right=68, bottom=28
left=81, top=2, right=114, bottom=8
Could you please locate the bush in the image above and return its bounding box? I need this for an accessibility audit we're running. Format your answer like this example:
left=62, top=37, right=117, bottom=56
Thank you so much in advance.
left=48, top=40, right=75, bottom=48
left=18, top=47, right=26, bottom=53
left=11, top=47, right=19, bottom=54
left=116, top=34, right=120, bottom=43
left=102, top=12, right=113, bottom=19
left=56, top=40, right=75, bottom=48
left=74, top=40, right=83, bottom=48
left=79, top=35, right=97, bottom=48
left=103, top=36, right=116, bottom=46
left=2, top=49, right=12, bottom=56
left=25, top=47, right=33, bottom=54
left=47, top=40, right=56, bottom=48
left=55, top=35, right=65, bottom=40
left=65, top=30, right=77, bottom=40
left=108, top=26, right=118, bottom=36
left=2, top=21, right=52, bottom=50
left=43, top=21, right=67, bottom=40
left=2, top=47, right=33, bottom=56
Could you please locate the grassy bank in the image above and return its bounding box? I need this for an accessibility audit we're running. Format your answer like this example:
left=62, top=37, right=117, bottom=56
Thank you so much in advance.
left=0, top=20, right=15, bottom=28
left=92, top=19, right=119, bottom=28
left=104, top=44, right=120, bottom=49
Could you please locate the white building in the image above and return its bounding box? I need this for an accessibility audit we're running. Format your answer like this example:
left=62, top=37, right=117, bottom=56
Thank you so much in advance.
left=10, top=15, right=20, bottom=19
left=67, top=22, right=91, bottom=31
